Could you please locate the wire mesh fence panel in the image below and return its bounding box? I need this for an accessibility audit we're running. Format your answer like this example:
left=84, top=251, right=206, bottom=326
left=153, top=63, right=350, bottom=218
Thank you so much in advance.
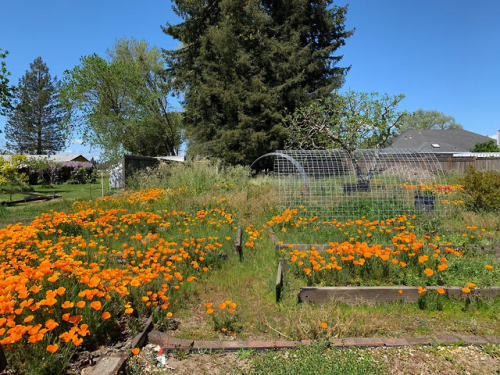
left=270, top=149, right=454, bottom=220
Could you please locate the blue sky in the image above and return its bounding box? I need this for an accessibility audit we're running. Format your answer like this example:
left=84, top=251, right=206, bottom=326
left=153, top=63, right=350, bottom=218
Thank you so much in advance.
left=1, top=0, right=499, bottom=158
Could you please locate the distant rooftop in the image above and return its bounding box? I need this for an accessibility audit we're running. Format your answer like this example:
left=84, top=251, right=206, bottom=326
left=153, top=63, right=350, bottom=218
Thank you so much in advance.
left=0, top=153, right=90, bottom=163
left=388, top=129, right=494, bottom=153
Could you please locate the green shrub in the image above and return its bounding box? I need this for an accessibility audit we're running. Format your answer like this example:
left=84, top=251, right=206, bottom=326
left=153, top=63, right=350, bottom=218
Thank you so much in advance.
left=461, top=168, right=500, bottom=212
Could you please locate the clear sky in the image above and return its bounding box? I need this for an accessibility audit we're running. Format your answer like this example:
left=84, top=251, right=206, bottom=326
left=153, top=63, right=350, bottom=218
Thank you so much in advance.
left=1, top=0, right=499, bottom=158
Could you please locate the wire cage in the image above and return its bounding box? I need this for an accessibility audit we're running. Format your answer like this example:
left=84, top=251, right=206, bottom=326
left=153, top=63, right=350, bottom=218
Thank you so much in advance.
left=255, top=149, right=456, bottom=220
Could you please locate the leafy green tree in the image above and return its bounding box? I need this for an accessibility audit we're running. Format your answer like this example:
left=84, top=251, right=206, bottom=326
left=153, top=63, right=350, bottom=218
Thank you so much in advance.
left=470, top=140, right=500, bottom=152
left=60, top=39, right=183, bottom=162
left=163, top=0, right=352, bottom=165
left=0, top=154, right=29, bottom=200
left=5, top=57, right=67, bottom=154
left=284, top=90, right=406, bottom=183
left=0, top=48, right=12, bottom=115
left=399, top=109, right=462, bottom=132
left=123, top=111, right=184, bottom=156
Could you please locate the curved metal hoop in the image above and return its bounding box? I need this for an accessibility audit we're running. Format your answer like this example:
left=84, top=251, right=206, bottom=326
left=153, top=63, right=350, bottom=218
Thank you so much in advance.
left=250, top=152, right=310, bottom=191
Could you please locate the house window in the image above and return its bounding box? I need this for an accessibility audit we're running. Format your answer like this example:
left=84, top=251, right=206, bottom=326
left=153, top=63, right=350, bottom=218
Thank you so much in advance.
left=431, top=144, right=440, bottom=148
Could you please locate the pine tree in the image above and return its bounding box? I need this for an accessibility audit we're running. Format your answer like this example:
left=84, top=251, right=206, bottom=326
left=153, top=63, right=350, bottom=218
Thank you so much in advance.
left=164, top=0, right=352, bottom=165
left=5, top=57, right=66, bottom=155
left=0, top=48, right=12, bottom=115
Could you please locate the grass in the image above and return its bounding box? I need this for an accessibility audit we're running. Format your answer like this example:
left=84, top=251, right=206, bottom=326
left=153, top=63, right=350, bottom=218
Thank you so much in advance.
left=0, top=179, right=115, bottom=226
left=166, top=236, right=500, bottom=341
left=127, top=343, right=500, bottom=375
left=251, top=342, right=383, bottom=375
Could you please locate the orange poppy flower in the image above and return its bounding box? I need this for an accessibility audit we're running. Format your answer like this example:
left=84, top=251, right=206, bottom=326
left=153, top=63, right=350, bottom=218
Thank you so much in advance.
left=90, top=301, right=102, bottom=310
left=45, top=320, right=59, bottom=330
left=101, top=312, right=111, bottom=320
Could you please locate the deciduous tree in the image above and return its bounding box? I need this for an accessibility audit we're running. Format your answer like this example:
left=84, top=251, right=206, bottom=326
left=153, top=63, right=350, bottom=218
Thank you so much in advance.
left=60, top=39, right=183, bottom=162
left=284, top=90, right=406, bottom=183
left=471, top=140, right=500, bottom=152
left=399, top=109, right=462, bottom=131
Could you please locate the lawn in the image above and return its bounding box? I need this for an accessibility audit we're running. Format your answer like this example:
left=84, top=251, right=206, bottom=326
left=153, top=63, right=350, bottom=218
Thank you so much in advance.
left=0, top=161, right=497, bottom=374
left=0, top=178, right=114, bottom=226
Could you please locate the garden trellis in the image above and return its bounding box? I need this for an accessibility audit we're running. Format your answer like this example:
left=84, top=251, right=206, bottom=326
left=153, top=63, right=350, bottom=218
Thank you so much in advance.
left=253, top=149, right=454, bottom=219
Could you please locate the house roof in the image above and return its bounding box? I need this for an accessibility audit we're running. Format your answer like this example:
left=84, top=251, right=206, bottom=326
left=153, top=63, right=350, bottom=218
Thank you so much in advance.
left=388, top=129, right=494, bottom=153
left=1, top=153, right=90, bottom=163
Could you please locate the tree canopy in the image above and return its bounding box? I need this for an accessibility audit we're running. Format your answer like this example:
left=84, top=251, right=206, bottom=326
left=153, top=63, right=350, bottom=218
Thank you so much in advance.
left=5, top=57, right=67, bottom=154
left=399, top=109, right=462, bottom=132
left=164, top=0, right=352, bottom=165
left=59, top=38, right=183, bottom=162
left=284, top=90, right=406, bottom=182
left=0, top=48, right=12, bottom=115
left=284, top=91, right=406, bottom=152
left=471, top=140, right=500, bottom=152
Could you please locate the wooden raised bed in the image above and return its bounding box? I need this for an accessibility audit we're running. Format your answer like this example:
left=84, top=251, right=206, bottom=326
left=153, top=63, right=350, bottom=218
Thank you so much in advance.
left=298, top=286, right=500, bottom=304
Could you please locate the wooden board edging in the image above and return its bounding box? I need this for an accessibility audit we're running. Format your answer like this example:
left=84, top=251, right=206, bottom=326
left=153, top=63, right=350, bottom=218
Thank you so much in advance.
left=234, top=225, right=242, bottom=260
left=81, top=316, right=153, bottom=375
left=298, top=286, right=500, bottom=304
left=276, top=259, right=284, bottom=302
left=147, top=330, right=500, bottom=352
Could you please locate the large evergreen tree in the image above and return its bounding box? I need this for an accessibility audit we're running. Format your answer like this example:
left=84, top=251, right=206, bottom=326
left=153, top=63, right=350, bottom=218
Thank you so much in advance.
left=5, top=57, right=67, bottom=154
left=0, top=48, right=12, bottom=115
left=164, top=0, right=352, bottom=164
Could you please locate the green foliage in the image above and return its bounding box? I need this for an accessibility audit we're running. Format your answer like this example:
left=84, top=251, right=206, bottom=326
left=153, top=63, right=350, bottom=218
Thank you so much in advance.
left=284, top=91, right=406, bottom=152
left=251, top=343, right=383, bottom=375
left=0, top=48, right=12, bottom=115
left=60, top=38, right=183, bottom=162
left=399, top=109, right=463, bottom=132
left=284, top=91, right=405, bottom=182
left=5, top=57, right=67, bottom=154
left=461, top=168, right=500, bottom=212
left=128, top=159, right=250, bottom=195
left=0, top=155, right=29, bottom=197
left=209, top=310, right=242, bottom=335
left=470, top=140, right=500, bottom=152
left=164, top=0, right=353, bottom=165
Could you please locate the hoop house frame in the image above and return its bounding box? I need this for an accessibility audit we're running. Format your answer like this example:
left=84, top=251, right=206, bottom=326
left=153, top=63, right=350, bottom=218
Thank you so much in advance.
left=256, top=149, right=453, bottom=220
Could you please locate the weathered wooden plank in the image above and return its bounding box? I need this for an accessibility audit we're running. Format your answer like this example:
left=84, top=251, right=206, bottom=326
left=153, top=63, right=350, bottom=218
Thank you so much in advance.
left=0, top=194, right=61, bottom=206
left=234, top=225, right=242, bottom=260
left=81, top=315, right=153, bottom=375
left=298, top=286, right=500, bottom=304
left=148, top=329, right=194, bottom=350
left=276, top=259, right=284, bottom=302
left=142, top=331, right=500, bottom=352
